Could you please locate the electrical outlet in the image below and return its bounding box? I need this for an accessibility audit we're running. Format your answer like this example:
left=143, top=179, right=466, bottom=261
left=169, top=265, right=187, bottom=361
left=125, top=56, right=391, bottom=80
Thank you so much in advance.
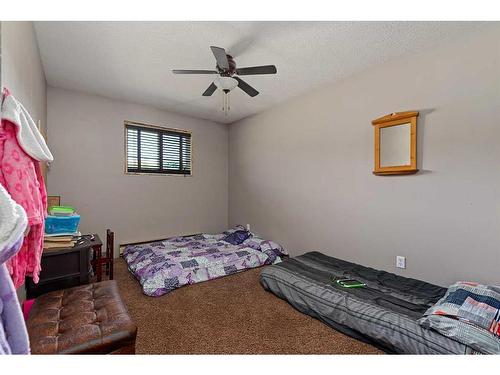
left=246, top=224, right=250, bottom=231
left=396, top=256, right=406, bottom=269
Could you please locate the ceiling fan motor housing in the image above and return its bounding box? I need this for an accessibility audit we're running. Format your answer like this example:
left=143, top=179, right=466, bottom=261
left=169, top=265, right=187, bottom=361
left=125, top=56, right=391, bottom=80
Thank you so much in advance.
left=218, top=55, right=237, bottom=76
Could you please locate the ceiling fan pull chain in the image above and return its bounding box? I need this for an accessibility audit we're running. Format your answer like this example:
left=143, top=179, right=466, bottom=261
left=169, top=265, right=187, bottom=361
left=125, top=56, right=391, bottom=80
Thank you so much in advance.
left=222, top=92, right=229, bottom=116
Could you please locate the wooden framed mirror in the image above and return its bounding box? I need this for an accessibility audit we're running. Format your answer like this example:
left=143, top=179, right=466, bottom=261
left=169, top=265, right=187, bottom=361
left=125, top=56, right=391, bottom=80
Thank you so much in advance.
left=372, top=111, right=419, bottom=175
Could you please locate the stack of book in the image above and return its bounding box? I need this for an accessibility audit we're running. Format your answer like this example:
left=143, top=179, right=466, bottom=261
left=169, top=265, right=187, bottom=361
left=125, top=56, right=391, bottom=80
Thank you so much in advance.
left=43, top=232, right=82, bottom=252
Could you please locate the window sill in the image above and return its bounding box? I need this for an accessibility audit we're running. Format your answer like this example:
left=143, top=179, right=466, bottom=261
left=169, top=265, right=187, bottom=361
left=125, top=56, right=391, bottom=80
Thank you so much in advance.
left=124, top=171, right=193, bottom=177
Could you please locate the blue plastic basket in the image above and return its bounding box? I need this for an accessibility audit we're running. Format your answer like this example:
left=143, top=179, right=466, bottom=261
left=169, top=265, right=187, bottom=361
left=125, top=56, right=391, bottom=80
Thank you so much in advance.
left=45, top=215, right=81, bottom=235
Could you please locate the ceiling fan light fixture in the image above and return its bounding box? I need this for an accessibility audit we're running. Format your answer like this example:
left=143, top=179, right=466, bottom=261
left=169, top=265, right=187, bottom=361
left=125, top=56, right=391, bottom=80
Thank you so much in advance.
left=214, top=76, right=238, bottom=91
left=214, top=77, right=238, bottom=117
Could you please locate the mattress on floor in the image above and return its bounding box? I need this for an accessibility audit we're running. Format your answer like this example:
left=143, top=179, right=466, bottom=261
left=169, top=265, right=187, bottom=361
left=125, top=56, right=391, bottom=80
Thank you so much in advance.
left=123, top=231, right=285, bottom=297
left=260, top=251, right=475, bottom=354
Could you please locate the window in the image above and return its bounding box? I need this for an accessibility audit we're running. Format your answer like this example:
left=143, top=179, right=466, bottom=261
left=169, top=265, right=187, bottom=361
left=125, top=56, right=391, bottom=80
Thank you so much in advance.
left=125, top=121, right=192, bottom=175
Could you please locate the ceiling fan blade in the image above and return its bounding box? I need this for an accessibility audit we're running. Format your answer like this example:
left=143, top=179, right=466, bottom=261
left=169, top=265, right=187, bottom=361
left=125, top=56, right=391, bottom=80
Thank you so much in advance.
left=202, top=82, right=217, bottom=97
left=236, top=65, right=277, bottom=76
left=234, top=77, right=259, bottom=97
left=210, top=46, right=229, bottom=70
left=172, top=69, right=218, bottom=74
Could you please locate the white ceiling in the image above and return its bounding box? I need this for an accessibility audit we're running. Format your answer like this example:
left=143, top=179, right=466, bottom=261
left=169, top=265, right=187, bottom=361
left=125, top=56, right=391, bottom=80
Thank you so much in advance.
left=34, top=22, right=488, bottom=124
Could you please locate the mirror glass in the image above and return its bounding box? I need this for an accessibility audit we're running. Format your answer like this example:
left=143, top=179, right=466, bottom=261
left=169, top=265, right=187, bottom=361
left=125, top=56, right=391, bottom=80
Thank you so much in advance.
left=380, top=123, right=411, bottom=167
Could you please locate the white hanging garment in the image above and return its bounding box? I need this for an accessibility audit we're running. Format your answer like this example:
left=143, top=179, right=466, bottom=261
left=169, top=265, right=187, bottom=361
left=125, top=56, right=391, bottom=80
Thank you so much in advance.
left=1, top=92, right=53, bottom=162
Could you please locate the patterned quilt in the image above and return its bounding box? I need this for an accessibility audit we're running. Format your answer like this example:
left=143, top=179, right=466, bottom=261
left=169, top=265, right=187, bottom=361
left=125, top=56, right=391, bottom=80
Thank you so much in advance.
left=123, top=227, right=286, bottom=297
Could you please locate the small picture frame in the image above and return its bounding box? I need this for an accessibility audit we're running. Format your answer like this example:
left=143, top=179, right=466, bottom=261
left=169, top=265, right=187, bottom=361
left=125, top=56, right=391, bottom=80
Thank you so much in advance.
left=47, top=195, right=61, bottom=211
left=372, top=111, right=419, bottom=175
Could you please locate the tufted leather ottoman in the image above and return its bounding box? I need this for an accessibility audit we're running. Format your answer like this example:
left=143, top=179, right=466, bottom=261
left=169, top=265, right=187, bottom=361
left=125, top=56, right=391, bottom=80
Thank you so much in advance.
left=27, top=280, right=137, bottom=354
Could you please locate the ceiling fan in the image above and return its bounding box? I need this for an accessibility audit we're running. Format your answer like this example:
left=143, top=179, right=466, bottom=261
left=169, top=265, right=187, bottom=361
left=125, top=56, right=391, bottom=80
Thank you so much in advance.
left=172, top=46, right=277, bottom=98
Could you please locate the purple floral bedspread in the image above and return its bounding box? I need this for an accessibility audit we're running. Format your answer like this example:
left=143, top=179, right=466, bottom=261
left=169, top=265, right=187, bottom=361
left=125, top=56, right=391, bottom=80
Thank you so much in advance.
left=123, top=227, right=287, bottom=297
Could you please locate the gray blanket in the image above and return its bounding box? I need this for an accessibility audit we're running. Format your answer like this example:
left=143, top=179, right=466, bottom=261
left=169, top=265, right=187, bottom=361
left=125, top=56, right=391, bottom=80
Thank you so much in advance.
left=260, top=252, right=475, bottom=354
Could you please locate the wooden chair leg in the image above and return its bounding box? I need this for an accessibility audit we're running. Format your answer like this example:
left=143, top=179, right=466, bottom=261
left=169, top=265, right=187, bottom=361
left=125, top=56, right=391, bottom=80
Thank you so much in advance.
left=110, top=259, right=114, bottom=280
left=96, top=246, right=102, bottom=282
left=106, top=229, right=115, bottom=280
left=92, top=249, right=97, bottom=274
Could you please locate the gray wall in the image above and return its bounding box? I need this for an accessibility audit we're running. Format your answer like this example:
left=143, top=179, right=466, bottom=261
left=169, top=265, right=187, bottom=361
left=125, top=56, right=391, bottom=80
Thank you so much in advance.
left=47, top=87, right=228, bottom=250
left=229, top=26, right=500, bottom=286
left=1, top=21, right=47, bottom=134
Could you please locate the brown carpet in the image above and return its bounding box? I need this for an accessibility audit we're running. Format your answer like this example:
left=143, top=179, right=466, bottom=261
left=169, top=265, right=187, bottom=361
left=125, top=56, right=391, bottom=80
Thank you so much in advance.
left=114, top=258, right=381, bottom=354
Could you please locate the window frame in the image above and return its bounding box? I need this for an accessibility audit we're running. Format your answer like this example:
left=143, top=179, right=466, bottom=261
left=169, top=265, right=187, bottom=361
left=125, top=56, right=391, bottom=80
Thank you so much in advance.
left=124, top=120, right=193, bottom=177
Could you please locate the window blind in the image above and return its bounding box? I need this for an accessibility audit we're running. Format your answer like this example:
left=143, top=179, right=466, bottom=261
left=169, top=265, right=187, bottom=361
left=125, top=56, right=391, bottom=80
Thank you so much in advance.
left=125, top=123, right=192, bottom=175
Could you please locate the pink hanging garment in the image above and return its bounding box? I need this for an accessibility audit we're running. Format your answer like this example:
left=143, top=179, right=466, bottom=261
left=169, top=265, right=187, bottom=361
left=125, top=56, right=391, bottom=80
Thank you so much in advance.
left=0, top=88, right=51, bottom=288
left=0, top=120, right=47, bottom=288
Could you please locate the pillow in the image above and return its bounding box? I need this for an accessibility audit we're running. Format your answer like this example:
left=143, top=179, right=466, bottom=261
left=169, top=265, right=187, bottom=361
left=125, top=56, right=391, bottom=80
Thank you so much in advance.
left=242, top=236, right=288, bottom=256
left=418, top=281, right=500, bottom=354
left=222, top=225, right=246, bottom=235
left=259, top=241, right=287, bottom=264
left=222, top=230, right=251, bottom=245
left=260, top=240, right=287, bottom=256
left=241, top=236, right=265, bottom=251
